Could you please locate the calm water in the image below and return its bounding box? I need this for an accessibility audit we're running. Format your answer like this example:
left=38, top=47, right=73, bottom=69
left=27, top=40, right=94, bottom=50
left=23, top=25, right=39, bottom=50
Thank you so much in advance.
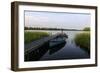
left=25, top=30, right=90, bottom=61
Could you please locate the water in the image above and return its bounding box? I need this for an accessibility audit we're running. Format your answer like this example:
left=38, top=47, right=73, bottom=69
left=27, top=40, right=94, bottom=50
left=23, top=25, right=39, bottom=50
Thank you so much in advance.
left=25, top=30, right=90, bottom=61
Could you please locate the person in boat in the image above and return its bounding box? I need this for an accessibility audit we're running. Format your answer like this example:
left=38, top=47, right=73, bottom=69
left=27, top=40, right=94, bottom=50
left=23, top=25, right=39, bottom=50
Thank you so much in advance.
left=61, top=29, right=68, bottom=38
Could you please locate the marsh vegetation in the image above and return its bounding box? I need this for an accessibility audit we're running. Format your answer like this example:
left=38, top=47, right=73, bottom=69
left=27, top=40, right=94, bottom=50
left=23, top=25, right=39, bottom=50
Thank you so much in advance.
left=25, top=32, right=50, bottom=44
left=74, top=31, right=90, bottom=53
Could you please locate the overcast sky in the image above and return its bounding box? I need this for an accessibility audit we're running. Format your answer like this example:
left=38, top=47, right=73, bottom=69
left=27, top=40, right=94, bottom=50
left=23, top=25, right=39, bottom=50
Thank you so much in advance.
left=25, top=11, right=91, bottom=30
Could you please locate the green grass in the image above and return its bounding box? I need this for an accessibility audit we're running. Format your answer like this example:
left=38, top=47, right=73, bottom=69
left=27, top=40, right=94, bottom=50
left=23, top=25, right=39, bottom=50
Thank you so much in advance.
left=25, top=32, right=49, bottom=44
left=75, top=32, right=90, bottom=52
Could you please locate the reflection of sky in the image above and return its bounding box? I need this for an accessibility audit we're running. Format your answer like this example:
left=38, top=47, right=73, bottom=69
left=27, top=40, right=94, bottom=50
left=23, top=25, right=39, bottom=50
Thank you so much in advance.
left=25, top=11, right=91, bottom=30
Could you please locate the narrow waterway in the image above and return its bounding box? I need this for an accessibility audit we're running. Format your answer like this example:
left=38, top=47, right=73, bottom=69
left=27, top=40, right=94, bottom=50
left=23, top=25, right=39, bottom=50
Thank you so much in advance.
left=25, top=30, right=90, bottom=61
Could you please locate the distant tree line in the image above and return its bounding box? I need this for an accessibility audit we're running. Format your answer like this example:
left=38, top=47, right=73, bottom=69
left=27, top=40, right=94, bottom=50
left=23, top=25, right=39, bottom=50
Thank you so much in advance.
left=24, top=27, right=83, bottom=31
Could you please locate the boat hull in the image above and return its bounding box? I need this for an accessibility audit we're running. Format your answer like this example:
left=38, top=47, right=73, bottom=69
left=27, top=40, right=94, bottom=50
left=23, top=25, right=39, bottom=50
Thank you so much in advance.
left=49, top=37, right=66, bottom=47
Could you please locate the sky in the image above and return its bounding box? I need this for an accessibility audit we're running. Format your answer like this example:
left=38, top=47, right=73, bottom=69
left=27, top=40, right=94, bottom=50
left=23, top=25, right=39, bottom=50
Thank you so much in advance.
left=25, top=11, right=91, bottom=30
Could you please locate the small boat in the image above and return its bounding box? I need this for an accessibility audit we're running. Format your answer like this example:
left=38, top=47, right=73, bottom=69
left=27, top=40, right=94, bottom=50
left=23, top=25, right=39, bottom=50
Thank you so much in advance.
left=49, top=36, right=67, bottom=47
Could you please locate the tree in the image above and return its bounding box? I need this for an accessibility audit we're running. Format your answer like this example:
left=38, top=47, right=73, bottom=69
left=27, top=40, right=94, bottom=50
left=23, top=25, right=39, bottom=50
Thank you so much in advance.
left=83, top=27, right=90, bottom=31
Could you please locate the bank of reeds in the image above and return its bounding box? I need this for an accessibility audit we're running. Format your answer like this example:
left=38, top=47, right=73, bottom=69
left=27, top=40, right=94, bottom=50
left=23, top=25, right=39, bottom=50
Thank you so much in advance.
left=25, top=32, right=49, bottom=44
left=75, top=32, right=90, bottom=53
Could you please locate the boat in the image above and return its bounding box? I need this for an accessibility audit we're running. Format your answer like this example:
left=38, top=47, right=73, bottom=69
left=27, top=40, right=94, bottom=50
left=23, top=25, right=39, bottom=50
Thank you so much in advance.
left=49, top=33, right=67, bottom=47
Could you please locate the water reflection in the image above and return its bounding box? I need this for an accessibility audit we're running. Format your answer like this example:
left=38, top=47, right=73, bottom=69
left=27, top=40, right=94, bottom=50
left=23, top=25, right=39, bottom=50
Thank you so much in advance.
left=24, top=42, right=49, bottom=61
left=49, top=41, right=66, bottom=55
left=25, top=41, right=66, bottom=61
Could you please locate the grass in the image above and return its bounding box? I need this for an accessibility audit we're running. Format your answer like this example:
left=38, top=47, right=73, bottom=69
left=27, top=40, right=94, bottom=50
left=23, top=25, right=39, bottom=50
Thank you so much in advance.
left=25, top=32, right=50, bottom=44
left=74, top=32, right=90, bottom=52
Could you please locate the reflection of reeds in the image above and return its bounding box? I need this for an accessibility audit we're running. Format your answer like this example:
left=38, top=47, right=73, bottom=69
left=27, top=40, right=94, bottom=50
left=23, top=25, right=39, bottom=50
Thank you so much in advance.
left=25, top=32, right=49, bottom=44
left=75, top=32, right=90, bottom=52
